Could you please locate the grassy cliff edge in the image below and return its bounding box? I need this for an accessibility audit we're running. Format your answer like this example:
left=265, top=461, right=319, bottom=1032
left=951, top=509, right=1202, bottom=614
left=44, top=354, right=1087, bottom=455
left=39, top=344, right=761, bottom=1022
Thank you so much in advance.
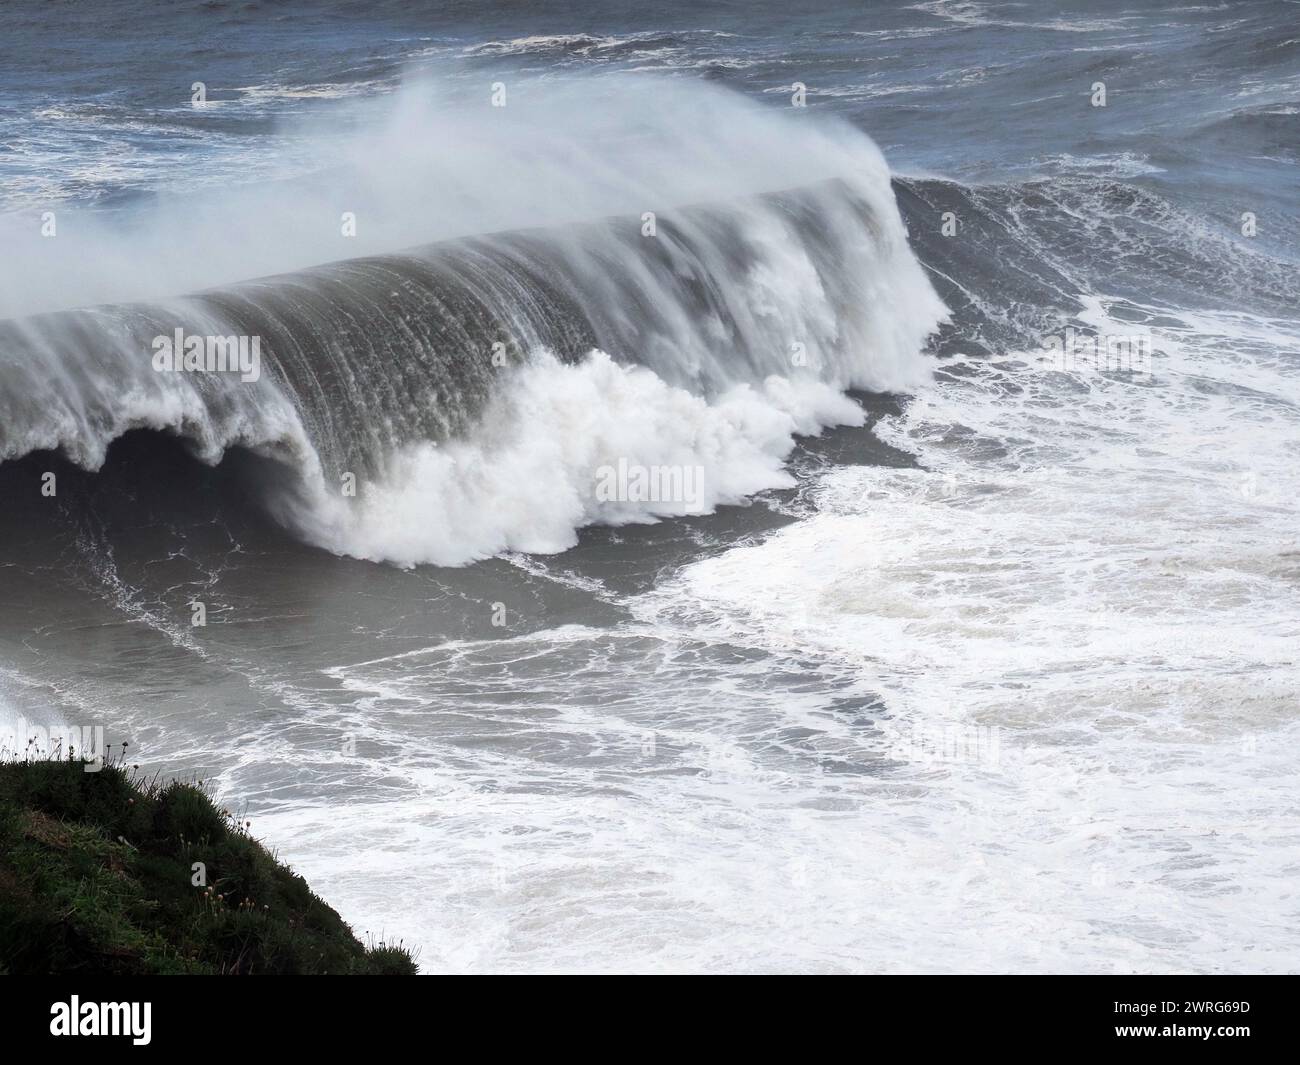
left=0, top=752, right=416, bottom=974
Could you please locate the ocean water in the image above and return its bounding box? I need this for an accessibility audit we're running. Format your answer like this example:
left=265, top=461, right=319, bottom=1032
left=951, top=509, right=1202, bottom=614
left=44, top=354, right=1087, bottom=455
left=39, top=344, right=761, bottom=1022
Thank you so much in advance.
left=1, top=0, right=1298, bottom=973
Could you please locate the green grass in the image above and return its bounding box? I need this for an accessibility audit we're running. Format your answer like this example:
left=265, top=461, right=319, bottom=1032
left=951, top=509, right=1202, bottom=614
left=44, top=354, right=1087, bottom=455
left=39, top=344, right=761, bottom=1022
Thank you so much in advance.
left=0, top=748, right=417, bottom=974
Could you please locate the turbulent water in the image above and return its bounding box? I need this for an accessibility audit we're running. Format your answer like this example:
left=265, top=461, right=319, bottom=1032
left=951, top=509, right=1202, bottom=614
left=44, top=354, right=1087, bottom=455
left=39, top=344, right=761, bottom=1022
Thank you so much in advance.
left=2, top=0, right=1298, bottom=972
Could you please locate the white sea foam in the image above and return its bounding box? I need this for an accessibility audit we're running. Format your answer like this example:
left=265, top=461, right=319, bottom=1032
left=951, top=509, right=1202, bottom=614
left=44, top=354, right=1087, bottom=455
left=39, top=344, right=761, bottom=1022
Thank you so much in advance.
left=617, top=295, right=1300, bottom=972
left=292, top=351, right=866, bottom=567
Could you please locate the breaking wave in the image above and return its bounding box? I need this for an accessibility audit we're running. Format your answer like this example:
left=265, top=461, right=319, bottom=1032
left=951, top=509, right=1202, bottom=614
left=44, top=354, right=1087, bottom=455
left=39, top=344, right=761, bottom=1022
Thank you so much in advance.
left=0, top=78, right=945, bottom=566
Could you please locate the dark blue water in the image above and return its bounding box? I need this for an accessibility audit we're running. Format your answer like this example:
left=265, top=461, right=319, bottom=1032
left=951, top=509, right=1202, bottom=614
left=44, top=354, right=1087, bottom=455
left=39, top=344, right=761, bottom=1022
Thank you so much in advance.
left=4, top=1, right=1297, bottom=214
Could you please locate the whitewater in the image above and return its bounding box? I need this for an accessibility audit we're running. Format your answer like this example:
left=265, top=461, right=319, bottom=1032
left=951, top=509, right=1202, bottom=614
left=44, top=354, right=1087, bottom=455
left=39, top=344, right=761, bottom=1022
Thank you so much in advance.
left=0, top=79, right=944, bottom=566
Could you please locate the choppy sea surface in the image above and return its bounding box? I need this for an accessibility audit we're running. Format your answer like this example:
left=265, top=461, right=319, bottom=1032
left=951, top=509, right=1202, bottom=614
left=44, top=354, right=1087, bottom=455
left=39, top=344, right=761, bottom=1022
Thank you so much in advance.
left=1, top=0, right=1298, bottom=972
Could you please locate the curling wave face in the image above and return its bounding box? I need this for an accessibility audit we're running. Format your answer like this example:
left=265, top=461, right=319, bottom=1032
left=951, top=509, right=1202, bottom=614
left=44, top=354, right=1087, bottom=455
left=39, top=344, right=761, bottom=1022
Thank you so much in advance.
left=0, top=79, right=945, bottom=566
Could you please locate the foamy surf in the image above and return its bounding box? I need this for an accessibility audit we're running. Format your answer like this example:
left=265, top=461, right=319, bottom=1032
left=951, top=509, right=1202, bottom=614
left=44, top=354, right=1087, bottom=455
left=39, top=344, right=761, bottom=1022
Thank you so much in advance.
left=626, top=293, right=1300, bottom=973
